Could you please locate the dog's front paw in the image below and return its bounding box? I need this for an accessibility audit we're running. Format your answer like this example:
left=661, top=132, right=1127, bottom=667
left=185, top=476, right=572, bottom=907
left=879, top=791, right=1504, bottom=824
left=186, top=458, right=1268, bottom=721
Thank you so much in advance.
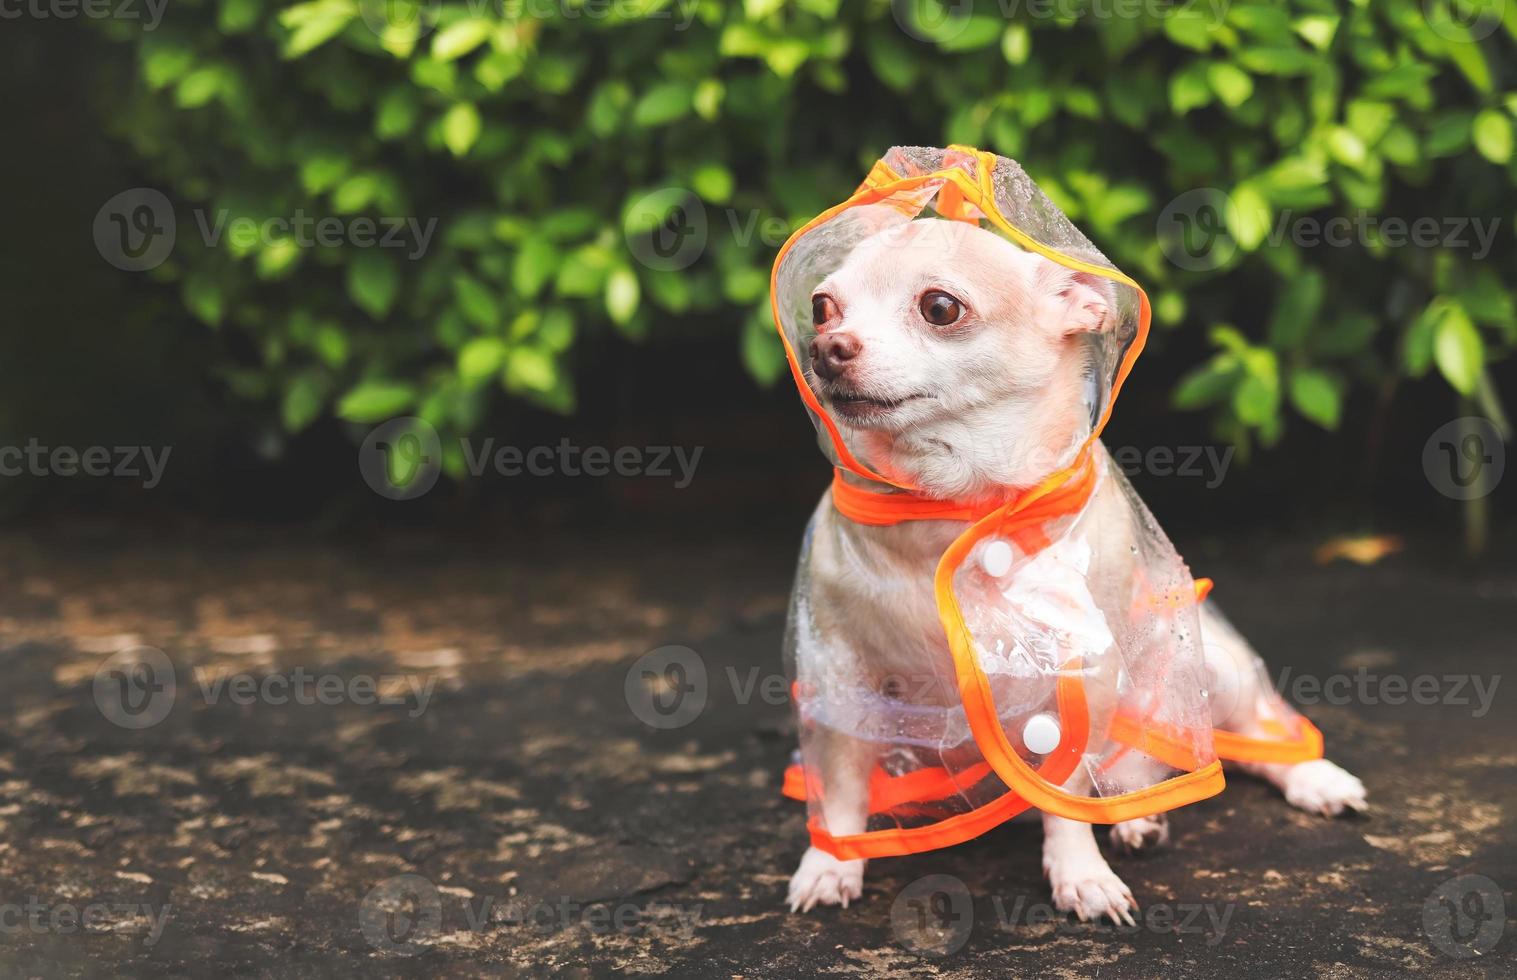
left=1109, top=813, right=1169, bottom=855
left=787, top=847, right=865, bottom=912
left=1044, top=852, right=1137, bottom=926
left=1282, top=759, right=1368, bottom=817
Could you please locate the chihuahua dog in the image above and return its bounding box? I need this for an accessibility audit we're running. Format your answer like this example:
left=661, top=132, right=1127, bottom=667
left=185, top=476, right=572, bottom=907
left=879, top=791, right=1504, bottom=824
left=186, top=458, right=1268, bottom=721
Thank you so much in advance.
left=786, top=218, right=1366, bottom=922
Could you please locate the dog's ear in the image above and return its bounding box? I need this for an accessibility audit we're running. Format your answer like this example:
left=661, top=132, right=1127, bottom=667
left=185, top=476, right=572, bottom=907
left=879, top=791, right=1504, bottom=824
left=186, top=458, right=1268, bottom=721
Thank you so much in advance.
left=1032, top=256, right=1115, bottom=335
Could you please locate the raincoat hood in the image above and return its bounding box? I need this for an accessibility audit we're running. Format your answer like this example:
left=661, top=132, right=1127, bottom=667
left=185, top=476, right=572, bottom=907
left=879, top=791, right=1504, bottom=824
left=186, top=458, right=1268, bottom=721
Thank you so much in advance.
left=773, top=147, right=1323, bottom=860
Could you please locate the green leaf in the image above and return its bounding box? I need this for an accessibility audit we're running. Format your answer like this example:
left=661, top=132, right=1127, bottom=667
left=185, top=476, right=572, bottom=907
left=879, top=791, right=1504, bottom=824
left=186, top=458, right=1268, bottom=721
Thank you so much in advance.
left=938, top=16, right=1004, bottom=53
left=512, top=238, right=560, bottom=299
left=1288, top=369, right=1341, bottom=429
left=432, top=18, right=492, bottom=61
left=1233, top=347, right=1280, bottom=427
left=1165, top=11, right=1216, bottom=51
left=280, top=2, right=354, bottom=59
left=1225, top=182, right=1272, bottom=251
left=337, top=381, right=415, bottom=422
left=183, top=275, right=224, bottom=326
left=332, top=172, right=379, bottom=213
left=1173, top=360, right=1237, bottom=410
left=458, top=337, right=508, bottom=382
left=535, top=209, right=597, bottom=241
left=1236, top=47, right=1319, bottom=76
left=452, top=273, right=499, bottom=328
left=300, top=154, right=350, bottom=194
left=504, top=346, right=557, bottom=393
left=866, top=29, right=918, bottom=91
left=218, top=0, right=262, bottom=34
left=141, top=42, right=195, bottom=90
left=1433, top=303, right=1485, bottom=395
left=347, top=251, right=399, bottom=319
left=442, top=103, right=481, bottom=157
left=1444, top=30, right=1493, bottom=93
left=1207, top=62, right=1253, bottom=108
left=741, top=308, right=785, bottom=385
left=1292, top=14, right=1337, bottom=50
left=605, top=267, right=640, bottom=326
left=1266, top=268, right=1324, bottom=348
left=694, top=78, right=724, bottom=120
left=632, top=82, right=694, bottom=128
left=1326, top=126, right=1368, bottom=169
left=1169, top=62, right=1213, bottom=115
left=1233, top=372, right=1279, bottom=427
left=281, top=373, right=325, bottom=432
left=1404, top=302, right=1441, bottom=377
left=1001, top=23, right=1030, bottom=66
left=314, top=324, right=349, bottom=367
left=175, top=67, right=224, bottom=109
left=1312, top=313, right=1378, bottom=358
left=375, top=87, right=419, bottom=140
left=692, top=164, right=735, bottom=204
left=1472, top=109, right=1513, bottom=164
left=256, top=238, right=301, bottom=279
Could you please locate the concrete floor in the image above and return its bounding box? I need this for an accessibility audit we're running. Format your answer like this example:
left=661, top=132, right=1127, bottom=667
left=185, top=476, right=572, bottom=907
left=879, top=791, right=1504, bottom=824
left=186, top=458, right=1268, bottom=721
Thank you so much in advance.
left=0, top=523, right=1512, bottom=978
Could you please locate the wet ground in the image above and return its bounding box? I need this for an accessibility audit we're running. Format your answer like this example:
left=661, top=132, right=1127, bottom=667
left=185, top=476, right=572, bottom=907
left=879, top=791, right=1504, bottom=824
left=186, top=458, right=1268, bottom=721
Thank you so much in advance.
left=0, top=521, right=1512, bottom=978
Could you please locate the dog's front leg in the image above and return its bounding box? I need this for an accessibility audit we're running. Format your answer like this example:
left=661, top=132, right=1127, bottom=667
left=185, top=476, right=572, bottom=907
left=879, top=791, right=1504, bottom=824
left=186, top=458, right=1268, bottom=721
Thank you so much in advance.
left=1041, top=769, right=1137, bottom=926
left=787, top=726, right=874, bottom=912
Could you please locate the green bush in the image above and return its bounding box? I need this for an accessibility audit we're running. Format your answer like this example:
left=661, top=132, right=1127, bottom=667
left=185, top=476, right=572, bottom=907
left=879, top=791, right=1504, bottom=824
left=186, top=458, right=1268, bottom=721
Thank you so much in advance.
left=92, top=0, right=1514, bottom=474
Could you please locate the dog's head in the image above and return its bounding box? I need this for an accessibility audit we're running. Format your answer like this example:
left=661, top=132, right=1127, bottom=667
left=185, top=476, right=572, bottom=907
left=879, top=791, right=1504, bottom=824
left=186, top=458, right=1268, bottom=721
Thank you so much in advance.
left=806, top=218, right=1116, bottom=500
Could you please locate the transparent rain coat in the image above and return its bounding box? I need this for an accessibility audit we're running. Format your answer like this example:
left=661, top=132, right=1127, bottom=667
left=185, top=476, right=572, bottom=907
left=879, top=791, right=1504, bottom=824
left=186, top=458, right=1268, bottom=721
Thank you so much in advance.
left=774, top=147, right=1323, bottom=860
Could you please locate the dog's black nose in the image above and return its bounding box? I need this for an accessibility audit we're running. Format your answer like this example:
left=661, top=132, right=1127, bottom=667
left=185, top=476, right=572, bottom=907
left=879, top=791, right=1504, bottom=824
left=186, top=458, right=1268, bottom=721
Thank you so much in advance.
left=809, top=332, right=860, bottom=381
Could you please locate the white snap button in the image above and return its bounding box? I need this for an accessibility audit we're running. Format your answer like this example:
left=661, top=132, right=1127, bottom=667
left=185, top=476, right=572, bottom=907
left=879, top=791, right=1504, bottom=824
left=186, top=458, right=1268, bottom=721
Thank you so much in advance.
left=980, top=538, right=1014, bottom=577
left=1022, top=713, right=1062, bottom=755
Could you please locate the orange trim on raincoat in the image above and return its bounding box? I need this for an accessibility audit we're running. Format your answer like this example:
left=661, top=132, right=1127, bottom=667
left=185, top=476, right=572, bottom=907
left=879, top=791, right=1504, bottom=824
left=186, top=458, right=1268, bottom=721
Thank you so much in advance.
left=772, top=147, right=1318, bottom=857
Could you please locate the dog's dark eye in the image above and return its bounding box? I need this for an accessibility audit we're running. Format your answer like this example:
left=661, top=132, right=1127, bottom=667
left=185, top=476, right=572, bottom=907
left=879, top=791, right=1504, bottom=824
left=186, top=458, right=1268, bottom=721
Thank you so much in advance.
left=811, top=294, right=839, bottom=326
left=919, top=290, right=963, bottom=326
